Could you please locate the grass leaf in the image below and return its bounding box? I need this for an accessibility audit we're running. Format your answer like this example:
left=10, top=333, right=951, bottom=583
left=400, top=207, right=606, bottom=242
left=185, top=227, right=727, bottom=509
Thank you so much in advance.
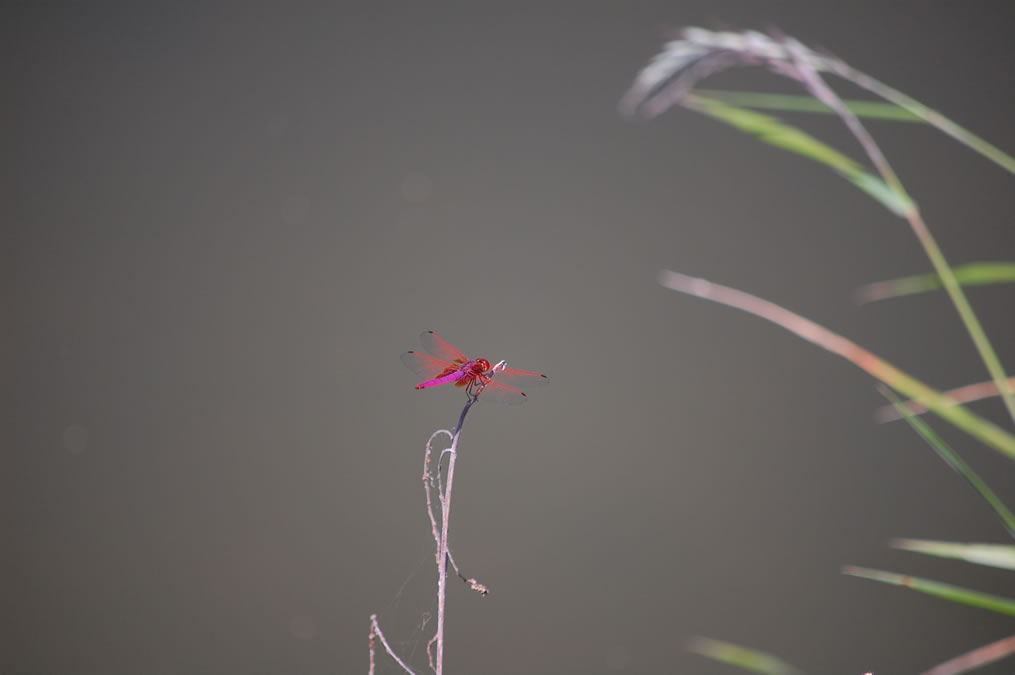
left=832, top=63, right=1015, bottom=177
left=843, top=566, right=1015, bottom=616
left=855, top=262, right=1015, bottom=303
left=688, top=637, right=805, bottom=675
left=892, top=539, right=1015, bottom=571
left=880, top=386, right=1015, bottom=539
left=874, top=377, right=1015, bottom=423
left=695, top=89, right=921, bottom=121
left=688, top=96, right=914, bottom=216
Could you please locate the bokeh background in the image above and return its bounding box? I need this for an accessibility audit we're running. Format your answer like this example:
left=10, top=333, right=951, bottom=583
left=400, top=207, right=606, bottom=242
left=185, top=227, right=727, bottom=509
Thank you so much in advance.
left=8, top=2, right=1015, bottom=673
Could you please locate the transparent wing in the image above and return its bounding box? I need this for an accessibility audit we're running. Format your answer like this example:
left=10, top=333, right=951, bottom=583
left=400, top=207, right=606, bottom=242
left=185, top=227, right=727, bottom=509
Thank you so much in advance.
left=475, top=380, right=529, bottom=405
left=419, top=331, right=468, bottom=363
left=401, top=351, right=458, bottom=380
left=490, top=366, right=548, bottom=390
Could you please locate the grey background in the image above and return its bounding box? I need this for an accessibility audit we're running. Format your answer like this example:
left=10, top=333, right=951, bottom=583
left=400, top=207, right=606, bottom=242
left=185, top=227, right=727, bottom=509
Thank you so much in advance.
left=7, top=2, right=1015, bottom=673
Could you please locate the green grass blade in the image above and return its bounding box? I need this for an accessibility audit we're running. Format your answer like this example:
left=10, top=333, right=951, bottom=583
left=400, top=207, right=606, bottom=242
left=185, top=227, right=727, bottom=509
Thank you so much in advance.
left=856, top=262, right=1015, bottom=302
left=892, top=539, right=1015, bottom=571
left=843, top=566, right=1015, bottom=616
left=688, top=96, right=914, bottom=216
left=881, top=386, right=1015, bottom=539
left=688, top=637, right=805, bottom=675
left=851, top=172, right=914, bottom=217
left=691, top=96, right=862, bottom=172
left=924, top=244, right=1015, bottom=424
left=695, top=89, right=921, bottom=121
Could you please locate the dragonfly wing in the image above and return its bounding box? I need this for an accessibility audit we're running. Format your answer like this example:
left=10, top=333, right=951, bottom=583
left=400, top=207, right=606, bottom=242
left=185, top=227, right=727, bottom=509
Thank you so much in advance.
left=489, top=366, right=549, bottom=389
left=401, top=351, right=458, bottom=380
left=419, top=331, right=469, bottom=363
left=475, top=380, right=529, bottom=405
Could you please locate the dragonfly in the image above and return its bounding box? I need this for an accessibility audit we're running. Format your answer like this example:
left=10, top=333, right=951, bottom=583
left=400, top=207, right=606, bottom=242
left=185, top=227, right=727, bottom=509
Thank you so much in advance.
left=401, top=331, right=548, bottom=404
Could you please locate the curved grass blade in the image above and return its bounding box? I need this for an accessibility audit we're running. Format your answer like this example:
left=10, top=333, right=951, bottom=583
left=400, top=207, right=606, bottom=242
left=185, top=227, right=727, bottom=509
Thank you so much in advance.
left=843, top=566, right=1015, bottom=616
left=881, top=386, right=1015, bottom=539
left=688, top=637, right=805, bottom=675
left=693, top=83, right=1015, bottom=177
left=874, top=377, right=1015, bottom=423
left=914, top=227, right=1015, bottom=426
left=855, top=262, right=1015, bottom=303
left=686, top=96, right=913, bottom=217
left=695, top=89, right=921, bottom=121
left=893, top=539, right=1015, bottom=571
left=922, top=634, right=1015, bottom=675
left=658, top=270, right=1015, bottom=461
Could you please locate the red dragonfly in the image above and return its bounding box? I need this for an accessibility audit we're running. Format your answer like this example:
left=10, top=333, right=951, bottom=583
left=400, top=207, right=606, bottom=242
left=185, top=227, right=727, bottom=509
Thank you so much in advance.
left=401, top=331, right=548, bottom=404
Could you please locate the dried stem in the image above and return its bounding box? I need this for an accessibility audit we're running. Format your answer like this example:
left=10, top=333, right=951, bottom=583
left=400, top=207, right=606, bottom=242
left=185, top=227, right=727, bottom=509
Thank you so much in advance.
left=432, top=399, right=473, bottom=674
left=368, top=614, right=416, bottom=675
left=423, top=430, right=453, bottom=555
left=422, top=373, right=498, bottom=674
left=371, top=362, right=502, bottom=674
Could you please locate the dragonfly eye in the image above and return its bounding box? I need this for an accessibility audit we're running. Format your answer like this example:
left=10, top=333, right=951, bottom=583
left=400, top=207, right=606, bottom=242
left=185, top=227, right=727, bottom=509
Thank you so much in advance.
left=475, top=358, right=491, bottom=373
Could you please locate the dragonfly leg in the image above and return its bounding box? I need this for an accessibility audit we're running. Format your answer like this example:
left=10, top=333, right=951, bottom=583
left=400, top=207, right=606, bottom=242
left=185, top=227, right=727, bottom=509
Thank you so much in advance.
left=467, top=374, right=492, bottom=399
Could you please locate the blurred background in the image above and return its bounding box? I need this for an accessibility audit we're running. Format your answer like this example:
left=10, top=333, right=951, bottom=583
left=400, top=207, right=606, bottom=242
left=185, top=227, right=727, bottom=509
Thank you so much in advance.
left=7, top=2, right=1015, bottom=673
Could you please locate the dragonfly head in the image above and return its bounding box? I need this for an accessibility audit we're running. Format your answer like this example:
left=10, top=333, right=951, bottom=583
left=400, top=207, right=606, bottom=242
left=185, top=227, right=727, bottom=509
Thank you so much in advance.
left=474, top=358, right=492, bottom=374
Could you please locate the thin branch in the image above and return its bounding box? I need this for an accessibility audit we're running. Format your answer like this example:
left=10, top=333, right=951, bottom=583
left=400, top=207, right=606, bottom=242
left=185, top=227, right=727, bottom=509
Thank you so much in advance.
left=447, top=552, right=489, bottom=596
left=423, top=430, right=453, bottom=563
left=374, top=360, right=507, bottom=674
left=369, top=614, right=417, bottom=675
left=432, top=386, right=487, bottom=674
